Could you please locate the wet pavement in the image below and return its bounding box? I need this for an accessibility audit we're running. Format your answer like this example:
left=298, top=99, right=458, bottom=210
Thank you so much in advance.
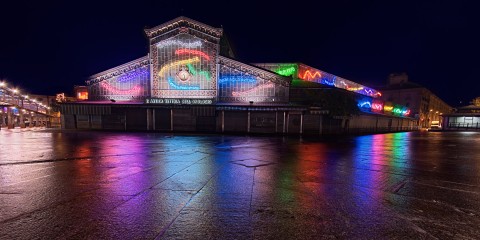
left=1, top=129, right=480, bottom=239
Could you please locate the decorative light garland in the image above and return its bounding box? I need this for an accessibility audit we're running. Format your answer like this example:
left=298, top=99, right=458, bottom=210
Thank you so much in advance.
left=186, top=64, right=211, bottom=80
left=175, top=49, right=211, bottom=61
left=232, top=82, right=274, bottom=97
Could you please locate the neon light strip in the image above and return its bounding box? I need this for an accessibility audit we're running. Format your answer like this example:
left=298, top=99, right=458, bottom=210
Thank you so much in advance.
left=371, top=103, right=384, bottom=111
left=167, top=77, right=200, bottom=90
left=175, top=49, right=210, bottom=61
left=358, top=101, right=372, bottom=108
left=322, top=76, right=336, bottom=86
left=275, top=66, right=296, bottom=76
left=186, top=64, right=197, bottom=75
left=218, top=75, right=257, bottom=84
left=384, top=105, right=393, bottom=112
left=300, top=70, right=321, bottom=81
left=117, top=68, right=148, bottom=83
left=158, top=57, right=200, bottom=76
left=101, top=82, right=142, bottom=95
left=232, top=82, right=274, bottom=97
left=156, top=39, right=202, bottom=48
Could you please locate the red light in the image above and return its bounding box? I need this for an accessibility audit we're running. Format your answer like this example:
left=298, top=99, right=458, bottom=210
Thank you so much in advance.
left=175, top=49, right=211, bottom=61
left=300, top=70, right=321, bottom=81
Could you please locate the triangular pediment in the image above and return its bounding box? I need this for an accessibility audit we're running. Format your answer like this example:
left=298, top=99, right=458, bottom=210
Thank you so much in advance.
left=144, top=16, right=223, bottom=39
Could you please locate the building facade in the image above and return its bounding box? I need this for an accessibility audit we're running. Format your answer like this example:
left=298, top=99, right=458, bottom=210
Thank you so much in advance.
left=379, top=73, right=452, bottom=128
left=61, top=17, right=417, bottom=134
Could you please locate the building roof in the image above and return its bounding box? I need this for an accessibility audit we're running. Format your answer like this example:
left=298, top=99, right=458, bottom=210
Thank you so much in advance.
left=144, top=16, right=223, bottom=39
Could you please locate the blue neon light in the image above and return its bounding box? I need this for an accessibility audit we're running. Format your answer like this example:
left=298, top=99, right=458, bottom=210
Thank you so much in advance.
left=117, top=68, right=148, bottom=83
left=321, top=76, right=336, bottom=86
left=167, top=77, right=200, bottom=90
left=218, top=75, right=257, bottom=84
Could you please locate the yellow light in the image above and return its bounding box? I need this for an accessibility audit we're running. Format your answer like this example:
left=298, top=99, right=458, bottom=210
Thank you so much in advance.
left=13, top=89, right=18, bottom=93
left=0, top=82, right=5, bottom=87
left=158, top=57, right=200, bottom=76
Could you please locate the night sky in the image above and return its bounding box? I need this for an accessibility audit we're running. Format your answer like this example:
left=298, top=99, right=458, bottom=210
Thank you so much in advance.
left=0, top=0, right=478, bottom=106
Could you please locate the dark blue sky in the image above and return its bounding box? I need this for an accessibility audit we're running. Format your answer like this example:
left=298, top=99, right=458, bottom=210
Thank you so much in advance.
left=0, top=0, right=478, bottom=106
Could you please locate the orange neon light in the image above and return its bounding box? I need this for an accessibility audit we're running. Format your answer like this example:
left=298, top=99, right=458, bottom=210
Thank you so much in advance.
left=175, top=49, right=211, bottom=61
left=300, top=70, right=321, bottom=80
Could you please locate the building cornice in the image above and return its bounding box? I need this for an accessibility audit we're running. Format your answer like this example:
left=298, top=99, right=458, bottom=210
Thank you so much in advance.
left=144, top=16, right=223, bottom=39
left=86, top=56, right=149, bottom=85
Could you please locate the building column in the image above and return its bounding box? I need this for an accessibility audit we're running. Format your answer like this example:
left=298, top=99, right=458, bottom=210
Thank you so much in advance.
left=20, top=110, right=25, bottom=128
left=152, top=109, right=156, bottom=131
left=7, top=108, right=14, bottom=129
left=221, top=110, right=225, bottom=133
left=170, top=109, right=174, bottom=131
left=300, top=113, right=303, bottom=134
left=318, top=115, right=323, bottom=135
left=146, top=108, right=152, bottom=131
left=247, top=111, right=251, bottom=133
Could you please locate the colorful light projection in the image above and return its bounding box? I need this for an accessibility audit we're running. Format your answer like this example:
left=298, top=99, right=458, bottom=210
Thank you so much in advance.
left=156, top=39, right=203, bottom=48
left=116, top=68, right=148, bottom=83
left=158, top=57, right=200, bottom=77
left=167, top=77, right=200, bottom=90
left=297, top=64, right=382, bottom=98
left=218, top=75, right=257, bottom=84
left=175, top=49, right=211, bottom=61
left=232, top=82, right=275, bottom=97
left=358, top=99, right=410, bottom=117
left=100, top=82, right=142, bottom=95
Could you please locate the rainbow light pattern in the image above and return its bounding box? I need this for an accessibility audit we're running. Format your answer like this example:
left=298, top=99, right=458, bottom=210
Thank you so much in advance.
left=232, top=82, right=274, bottom=97
left=295, top=64, right=382, bottom=98
left=101, top=82, right=142, bottom=95
left=175, top=49, right=211, bottom=61
left=357, top=98, right=410, bottom=117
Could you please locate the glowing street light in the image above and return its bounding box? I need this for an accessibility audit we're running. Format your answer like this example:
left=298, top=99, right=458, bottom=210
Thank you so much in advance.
left=0, top=82, right=5, bottom=87
left=13, top=89, right=18, bottom=94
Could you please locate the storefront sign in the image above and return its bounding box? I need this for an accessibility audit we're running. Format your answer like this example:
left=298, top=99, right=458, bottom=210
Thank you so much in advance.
left=145, top=98, right=214, bottom=105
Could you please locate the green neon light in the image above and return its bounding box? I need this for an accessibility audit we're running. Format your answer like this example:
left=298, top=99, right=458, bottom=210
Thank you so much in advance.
left=274, top=64, right=297, bottom=77
left=187, top=64, right=197, bottom=75
left=186, top=64, right=211, bottom=80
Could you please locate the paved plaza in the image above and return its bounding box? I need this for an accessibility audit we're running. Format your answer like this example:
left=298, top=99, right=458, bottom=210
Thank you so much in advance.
left=1, top=129, right=480, bottom=239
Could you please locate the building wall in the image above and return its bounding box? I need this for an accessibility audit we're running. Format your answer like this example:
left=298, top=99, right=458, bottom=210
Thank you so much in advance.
left=380, top=88, right=452, bottom=128
left=150, top=33, right=218, bottom=99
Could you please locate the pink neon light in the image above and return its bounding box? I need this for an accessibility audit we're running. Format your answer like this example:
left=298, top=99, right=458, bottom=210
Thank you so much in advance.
left=232, top=82, right=275, bottom=97
left=101, top=82, right=142, bottom=95
left=300, top=70, right=321, bottom=81
left=175, top=49, right=211, bottom=61
left=371, top=103, right=384, bottom=111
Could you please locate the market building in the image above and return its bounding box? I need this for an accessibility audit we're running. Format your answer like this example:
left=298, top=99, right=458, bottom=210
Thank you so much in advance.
left=61, top=16, right=417, bottom=134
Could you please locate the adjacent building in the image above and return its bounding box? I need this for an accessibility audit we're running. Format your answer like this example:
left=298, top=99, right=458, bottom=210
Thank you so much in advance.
left=60, top=16, right=417, bottom=134
left=378, top=73, right=452, bottom=128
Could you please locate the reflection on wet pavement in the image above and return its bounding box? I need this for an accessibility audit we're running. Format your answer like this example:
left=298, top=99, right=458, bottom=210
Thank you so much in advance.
left=1, top=129, right=480, bottom=239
